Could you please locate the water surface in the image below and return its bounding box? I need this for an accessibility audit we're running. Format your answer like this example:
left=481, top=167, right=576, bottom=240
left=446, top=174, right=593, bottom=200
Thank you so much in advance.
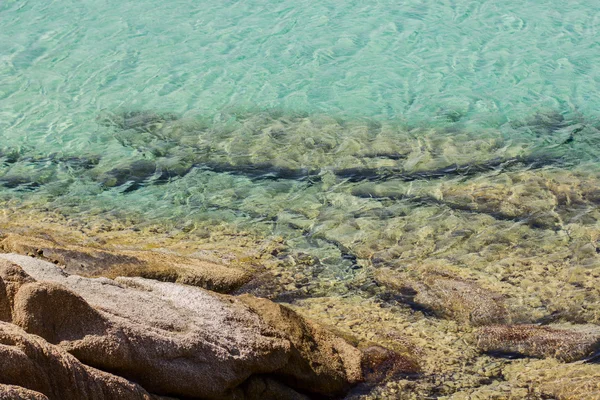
left=2, top=1, right=600, bottom=395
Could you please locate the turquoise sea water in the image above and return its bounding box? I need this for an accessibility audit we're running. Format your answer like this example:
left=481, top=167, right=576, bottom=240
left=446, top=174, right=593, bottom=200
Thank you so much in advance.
left=2, top=0, right=600, bottom=279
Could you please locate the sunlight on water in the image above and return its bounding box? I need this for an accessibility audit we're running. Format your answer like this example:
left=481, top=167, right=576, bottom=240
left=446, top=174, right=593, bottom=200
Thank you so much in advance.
left=2, top=1, right=600, bottom=395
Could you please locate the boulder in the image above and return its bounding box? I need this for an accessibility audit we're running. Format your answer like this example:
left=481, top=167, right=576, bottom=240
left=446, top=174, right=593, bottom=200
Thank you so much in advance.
left=239, top=295, right=363, bottom=395
left=0, top=259, right=35, bottom=302
left=360, top=345, right=421, bottom=384
left=475, top=324, right=600, bottom=362
left=0, top=253, right=363, bottom=399
left=375, top=269, right=507, bottom=326
left=0, top=384, right=48, bottom=400
left=0, top=322, right=161, bottom=400
left=0, top=260, right=36, bottom=323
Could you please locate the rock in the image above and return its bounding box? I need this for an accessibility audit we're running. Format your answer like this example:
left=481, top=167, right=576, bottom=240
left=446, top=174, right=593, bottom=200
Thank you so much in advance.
left=475, top=324, right=600, bottom=362
left=0, top=234, right=250, bottom=293
left=0, top=253, right=363, bottom=399
left=503, top=359, right=600, bottom=400
left=239, top=295, right=363, bottom=395
left=0, top=259, right=37, bottom=322
left=0, top=259, right=36, bottom=300
left=0, top=322, right=161, bottom=400
left=13, top=282, right=108, bottom=345
left=0, top=278, right=9, bottom=322
left=360, top=345, right=421, bottom=384
left=241, top=377, right=310, bottom=400
left=0, top=385, right=48, bottom=400
left=375, top=269, right=507, bottom=326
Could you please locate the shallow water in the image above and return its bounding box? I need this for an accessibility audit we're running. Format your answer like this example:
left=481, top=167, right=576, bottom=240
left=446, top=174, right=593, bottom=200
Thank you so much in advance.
left=2, top=0, right=600, bottom=397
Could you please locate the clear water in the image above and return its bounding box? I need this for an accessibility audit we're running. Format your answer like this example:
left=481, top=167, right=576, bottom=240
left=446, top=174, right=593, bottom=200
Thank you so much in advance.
left=2, top=0, right=600, bottom=282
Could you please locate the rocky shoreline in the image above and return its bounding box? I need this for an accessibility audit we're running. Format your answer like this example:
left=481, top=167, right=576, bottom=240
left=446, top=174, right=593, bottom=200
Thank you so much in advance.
left=0, top=222, right=598, bottom=399
left=0, top=252, right=367, bottom=399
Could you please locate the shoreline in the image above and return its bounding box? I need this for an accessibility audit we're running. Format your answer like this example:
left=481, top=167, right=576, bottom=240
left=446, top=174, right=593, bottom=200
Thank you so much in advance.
left=0, top=184, right=599, bottom=398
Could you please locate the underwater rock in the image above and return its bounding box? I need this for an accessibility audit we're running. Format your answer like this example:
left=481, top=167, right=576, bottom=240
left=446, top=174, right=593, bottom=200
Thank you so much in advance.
left=475, top=324, right=600, bottom=362
left=98, top=110, right=179, bottom=133
left=0, top=175, right=41, bottom=190
left=98, top=110, right=578, bottom=191
left=336, top=152, right=566, bottom=183
left=1, top=254, right=363, bottom=399
left=360, top=345, right=421, bottom=383
left=350, top=166, right=600, bottom=230
left=0, top=322, right=161, bottom=400
left=375, top=269, right=508, bottom=326
left=96, top=158, right=194, bottom=190
left=511, top=109, right=568, bottom=136
left=503, top=359, right=600, bottom=400
left=98, top=159, right=159, bottom=188
left=0, top=151, right=100, bottom=191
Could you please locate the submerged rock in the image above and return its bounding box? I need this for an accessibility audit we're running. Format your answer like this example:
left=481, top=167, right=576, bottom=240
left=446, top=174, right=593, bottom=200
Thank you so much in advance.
left=0, top=253, right=363, bottom=399
left=375, top=269, right=508, bottom=326
left=360, top=345, right=421, bottom=383
left=503, top=359, right=600, bottom=400
left=475, top=324, right=600, bottom=362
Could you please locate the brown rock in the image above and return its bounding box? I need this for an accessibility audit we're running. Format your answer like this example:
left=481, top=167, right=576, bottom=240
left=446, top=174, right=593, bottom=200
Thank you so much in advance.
left=475, top=324, right=600, bottom=362
left=242, top=377, right=310, bottom=400
left=0, top=233, right=139, bottom=276
left=0, top=259, right=36, bottom=303
left=0, top=384, right=48, bottom=400
left=360, top=345, right=421, bottom=384
left=375, top=269, right=507, bottom=326
left=13, top=282, right=108, bottom=345
left=0, top=234, right=250, bottom=293
left=0, top=279, right=9, bottom=322
left=239, top=295, right=363, bottom=395
left=0, top=259, right=35, bottom=323
left=0, top=322, right=161, bottom=400
left=2, top=253, right=363, bottom=399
